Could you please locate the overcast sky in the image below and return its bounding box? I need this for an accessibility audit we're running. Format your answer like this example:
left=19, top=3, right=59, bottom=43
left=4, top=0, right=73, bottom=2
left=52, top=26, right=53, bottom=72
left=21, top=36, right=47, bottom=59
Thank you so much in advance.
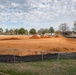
left=0, top=0, right=76, bottom=30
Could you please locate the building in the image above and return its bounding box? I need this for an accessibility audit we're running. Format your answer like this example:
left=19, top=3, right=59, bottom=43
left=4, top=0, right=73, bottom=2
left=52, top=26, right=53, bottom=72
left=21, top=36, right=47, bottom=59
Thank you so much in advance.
left=61, top=31, right=76, bottom=38
left=44, top=33, right=57, bottom=36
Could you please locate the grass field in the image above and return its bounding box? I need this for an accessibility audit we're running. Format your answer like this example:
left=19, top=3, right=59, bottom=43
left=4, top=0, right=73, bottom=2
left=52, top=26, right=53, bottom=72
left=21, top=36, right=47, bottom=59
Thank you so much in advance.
left=0, top=59, right=76, bottom=75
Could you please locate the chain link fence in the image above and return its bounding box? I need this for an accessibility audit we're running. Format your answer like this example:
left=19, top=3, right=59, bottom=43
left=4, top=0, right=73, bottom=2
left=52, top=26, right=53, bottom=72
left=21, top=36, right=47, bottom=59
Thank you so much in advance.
left=0, top=47, right=76, bottom=75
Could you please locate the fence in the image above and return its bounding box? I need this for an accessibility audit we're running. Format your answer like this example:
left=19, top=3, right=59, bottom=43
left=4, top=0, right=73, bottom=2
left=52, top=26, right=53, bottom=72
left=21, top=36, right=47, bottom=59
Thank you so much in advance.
left=0, top=47, right=76, bottom=75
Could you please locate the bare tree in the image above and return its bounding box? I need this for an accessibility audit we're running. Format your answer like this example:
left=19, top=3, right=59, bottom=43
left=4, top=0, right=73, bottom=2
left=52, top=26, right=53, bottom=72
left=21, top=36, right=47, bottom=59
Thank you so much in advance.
left=59, top=23, right=69, bottom=32
left=73, top=21, right=76, bottom=32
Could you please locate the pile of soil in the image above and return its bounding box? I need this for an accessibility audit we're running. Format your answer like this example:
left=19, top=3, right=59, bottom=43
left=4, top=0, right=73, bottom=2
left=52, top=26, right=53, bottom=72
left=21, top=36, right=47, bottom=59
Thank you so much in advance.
left=0, top=37, right=20, bottom=40
left=30, top=34, right=41, bottom=39
left=56, top=34, right=65, bottom=38
left=30, top=34, right=65, bottom=39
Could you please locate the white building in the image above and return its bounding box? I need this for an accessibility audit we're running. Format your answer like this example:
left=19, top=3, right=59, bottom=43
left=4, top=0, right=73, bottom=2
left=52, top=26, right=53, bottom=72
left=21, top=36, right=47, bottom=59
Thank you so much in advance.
left=44, top=33, right=57, bottom=36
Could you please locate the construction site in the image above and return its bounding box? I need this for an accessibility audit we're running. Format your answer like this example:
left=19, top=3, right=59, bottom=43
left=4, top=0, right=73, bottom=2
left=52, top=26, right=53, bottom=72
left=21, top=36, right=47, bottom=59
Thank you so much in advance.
left=0, top=34, right=76, bottom=75
left=0, top=34, right=76, bottom=56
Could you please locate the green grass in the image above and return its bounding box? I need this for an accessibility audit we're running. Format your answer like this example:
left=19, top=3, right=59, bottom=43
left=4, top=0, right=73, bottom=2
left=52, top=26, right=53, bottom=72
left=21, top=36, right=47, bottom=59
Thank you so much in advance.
left=0, top=59, right=76, bottom=75
left=0, top=70, right=39, bottom=75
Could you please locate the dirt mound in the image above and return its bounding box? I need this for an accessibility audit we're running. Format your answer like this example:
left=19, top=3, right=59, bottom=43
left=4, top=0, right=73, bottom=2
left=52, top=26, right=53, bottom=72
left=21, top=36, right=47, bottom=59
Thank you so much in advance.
left=30, top=34, right=41, bottom=39
left=30, top=34, right=65, bottom=39
left=56, top=34, right=65, bottom=38
left=0, top=37, right=20, bottom=40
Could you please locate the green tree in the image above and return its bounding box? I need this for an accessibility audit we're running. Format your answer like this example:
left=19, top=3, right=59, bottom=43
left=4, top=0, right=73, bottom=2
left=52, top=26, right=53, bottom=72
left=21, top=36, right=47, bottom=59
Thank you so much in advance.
left=49, top=27, right=55, bottom=35
left=25, top=30, right=28, bottom=35
left=29, top=28, right=36, bottom=34
left=38, top=28, right=49, bottom=35
left=18, top=28, right=26, bottom=35
left=0, top=28, right=3, bottom=33
left=55, top=30, right=60, bottom=34
left=9, top=29, right=14, bottom=35
left=0, top=28, right=3, bottom=35
left=5, top=29, right=9, bottom=35
left=14, top=29, right=19, bottom=35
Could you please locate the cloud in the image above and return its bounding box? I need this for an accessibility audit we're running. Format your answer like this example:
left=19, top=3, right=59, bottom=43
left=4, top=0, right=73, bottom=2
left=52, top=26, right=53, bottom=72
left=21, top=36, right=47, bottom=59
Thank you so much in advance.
left=0, top=5, right=5, bottom=9
left=73, top=0, right=76, bottom=1
left=0, top=0, right=76, bottom=24
left=11, top=2, right=20, bottom=7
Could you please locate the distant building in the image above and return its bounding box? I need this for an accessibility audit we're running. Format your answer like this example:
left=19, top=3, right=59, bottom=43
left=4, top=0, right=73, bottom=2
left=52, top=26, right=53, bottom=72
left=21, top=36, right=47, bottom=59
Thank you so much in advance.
left=61, top=31, right=76, bottom=38
left=44, top=33, right=57, bottom=36
left=61, top=23, right=76, bottom=38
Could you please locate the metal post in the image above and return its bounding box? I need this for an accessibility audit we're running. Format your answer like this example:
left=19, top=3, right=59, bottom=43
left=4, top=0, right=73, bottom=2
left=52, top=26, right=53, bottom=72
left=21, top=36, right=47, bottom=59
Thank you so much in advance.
left=42, top=51, right=43, bottom=62
left=56, top=53, right=60, bottom=75
left=41, top=51, right=44, bottom=75
left=13, top=49, right=16, bottom=63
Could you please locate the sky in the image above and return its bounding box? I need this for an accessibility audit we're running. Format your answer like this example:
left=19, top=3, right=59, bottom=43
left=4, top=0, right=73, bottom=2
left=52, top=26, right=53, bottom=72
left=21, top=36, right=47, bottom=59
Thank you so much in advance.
left=0, top=0, right=76, bottom=30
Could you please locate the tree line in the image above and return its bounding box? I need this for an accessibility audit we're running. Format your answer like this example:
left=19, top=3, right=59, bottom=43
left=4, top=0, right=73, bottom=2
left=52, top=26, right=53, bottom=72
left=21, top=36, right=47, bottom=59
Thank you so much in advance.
left=0, top=21, right=76, bottom=35
left=0, top=27, right=55, bottom=35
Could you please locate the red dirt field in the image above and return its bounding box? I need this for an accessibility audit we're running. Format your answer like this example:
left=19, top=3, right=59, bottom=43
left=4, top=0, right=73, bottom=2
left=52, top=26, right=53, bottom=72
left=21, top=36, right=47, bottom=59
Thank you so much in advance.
left=0, top=35, right=76, bottom=56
